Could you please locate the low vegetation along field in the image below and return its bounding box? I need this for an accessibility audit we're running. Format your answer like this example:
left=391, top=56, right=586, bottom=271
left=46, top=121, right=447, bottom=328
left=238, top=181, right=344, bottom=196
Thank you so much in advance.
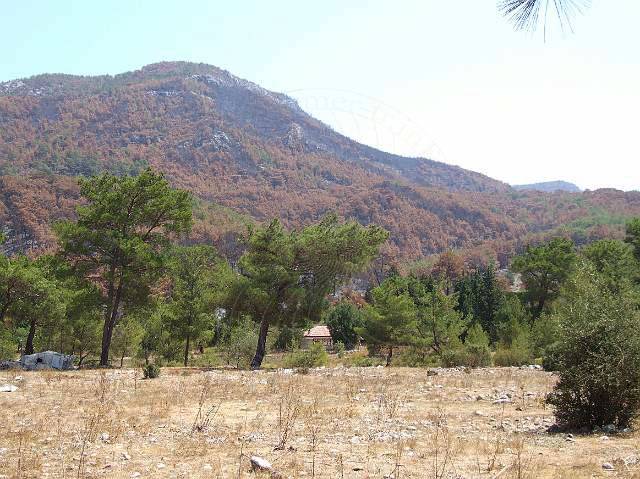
left=2, top=365, right=638, bottom=478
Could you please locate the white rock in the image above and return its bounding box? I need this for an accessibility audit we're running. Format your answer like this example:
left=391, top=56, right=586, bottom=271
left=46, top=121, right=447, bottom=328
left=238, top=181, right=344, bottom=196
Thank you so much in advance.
left=0, top=384, right=17, bottom=392
left=99, top=432, right=110, bottom=442
left=156, top=463, right=166, bottom=469
left=250, top=456, right=273, bottom=471
left=121, top=452, right=131, bottom=461
left=203, top=464, right=213, bottom=471
left=131, top=472, right=141, bottom=478
left=14, top=376, right=23, bottom=381
left=602, top=462, right=615, bottom=470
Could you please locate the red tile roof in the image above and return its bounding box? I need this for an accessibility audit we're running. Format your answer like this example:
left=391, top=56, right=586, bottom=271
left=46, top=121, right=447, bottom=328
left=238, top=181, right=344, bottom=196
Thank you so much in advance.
left=303, top=325, right=331, bottom=338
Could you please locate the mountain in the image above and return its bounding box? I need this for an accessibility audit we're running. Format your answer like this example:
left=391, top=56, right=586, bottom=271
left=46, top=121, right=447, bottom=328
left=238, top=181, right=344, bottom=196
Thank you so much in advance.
left=1, top=62, right=639, bottom=264
left=513, top=181, right=581, bottom=193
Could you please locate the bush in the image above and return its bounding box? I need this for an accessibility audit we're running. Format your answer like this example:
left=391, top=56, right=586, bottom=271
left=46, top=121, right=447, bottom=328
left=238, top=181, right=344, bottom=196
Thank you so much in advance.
left=494, top=345, right=531, bottom=367
left=325, top=302, right=363, bottom=350
left=0, top=328, right=16, bottom=361
left=284, top=342, right=328, bottom=369
left=142, top=363, right=161, bottom=379
left=344, top=354, right=384, bottom=368
left=272, top=325, right=302, bottom=351
left=221, top=320, right=259, bottom=369
left=494, top=319, right=533, bottom=367
left=540, top=341, right=562, bottom=371
left=547, top=264, right=640, bottom=430
left=395, top=347, right=439, bottom=367
left=448, top=323, right=491, bottom=368
left=531, top=313, right=560, bottom=359
left=334, top=341, right=346, bottom=358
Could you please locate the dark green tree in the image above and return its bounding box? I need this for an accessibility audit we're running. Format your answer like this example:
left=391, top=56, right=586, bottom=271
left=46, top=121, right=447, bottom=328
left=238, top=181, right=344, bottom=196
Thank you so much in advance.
left=325, top=301, right=363, bottom=350
left=454, top=264, right=505, bottom=342
left=511, top=238, right=576, bottom=320
left=165, top=245, right=232, bottom=366
left=0, top=255, right=65, bottom=355
left=624, top=218, right=640, bottom=262
left=230, top=215, right=387, bottom=369
left=548, top=261, right=640, bottom=429
left=55, top=169, right=192, bottom=366
left=582, top=239, right=638, bottom=293
left=414, top=283, right=466, bottom=357
left=357, top=279, right=417, bottom=366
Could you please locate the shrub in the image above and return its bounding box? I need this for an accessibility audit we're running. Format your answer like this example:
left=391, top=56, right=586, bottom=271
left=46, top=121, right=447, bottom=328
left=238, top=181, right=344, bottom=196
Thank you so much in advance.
left=494, top=318, right=533, bottom=367
left=273, top=325, right=302, bottom=351
left=284, top=342, right=328, bottom=369
left=395, top=347, right=439, bottom=367
left=531, top=313, right=560, bottom=359
left=457, top=323, right=492, bottom=368
left=334, top=341, right=346, bottom=358
left=493, top=345, right=531, bottom=367
left=142, top=363, right=161, bottom=379
left=221, top=320, right=259, bottom=369
left=0, top=327, right=16, bottom=361
left=540, top=341, right=562, bottom=371
left=345, top=354, right=384, bottom=368
left=325, top=302, right=363, bottom=350
left=547, top=264, right=640, bottom=430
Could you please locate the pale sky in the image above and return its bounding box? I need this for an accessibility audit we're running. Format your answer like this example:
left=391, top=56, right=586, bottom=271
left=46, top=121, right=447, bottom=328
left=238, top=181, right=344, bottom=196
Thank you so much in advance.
left=2, top=1, right=638, bottom=190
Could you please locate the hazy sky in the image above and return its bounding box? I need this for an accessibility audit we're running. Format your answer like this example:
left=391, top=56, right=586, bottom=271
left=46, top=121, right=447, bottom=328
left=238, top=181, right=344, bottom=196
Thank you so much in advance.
left=2, top=1, right=638, bottom=190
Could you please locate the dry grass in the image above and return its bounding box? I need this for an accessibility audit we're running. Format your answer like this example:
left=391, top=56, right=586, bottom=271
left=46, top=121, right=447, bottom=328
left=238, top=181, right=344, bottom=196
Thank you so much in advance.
left=1, top=365, right=639, bottom=478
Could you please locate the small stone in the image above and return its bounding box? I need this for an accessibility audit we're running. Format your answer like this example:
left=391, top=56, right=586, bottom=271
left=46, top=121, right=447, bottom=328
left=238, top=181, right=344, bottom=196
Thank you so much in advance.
left=99, top=432, right=110, bottom=443
left=250, top=456, right=273, bottom=472
left=602, top=462, right=615, bottom=470
left=203, top=464, right=213, bottom=471
left=156, top=463, right=166, bottom=469
left=121, top=452, right=131, bottom=461
left=131, top=473, right=141, bottom=478
left=0, top=384, right=17, bottom=392
left=601, top=436, right=610, bottom=441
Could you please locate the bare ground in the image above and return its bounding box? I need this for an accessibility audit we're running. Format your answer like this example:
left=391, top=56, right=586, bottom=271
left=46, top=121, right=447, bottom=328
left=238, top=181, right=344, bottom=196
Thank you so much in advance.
left=1, top=366, right=639, bottom=478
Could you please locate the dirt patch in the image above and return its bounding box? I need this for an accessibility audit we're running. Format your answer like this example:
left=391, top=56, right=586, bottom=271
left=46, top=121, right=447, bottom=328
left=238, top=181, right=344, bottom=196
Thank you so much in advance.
left=0, top=366, right=637, bottom=478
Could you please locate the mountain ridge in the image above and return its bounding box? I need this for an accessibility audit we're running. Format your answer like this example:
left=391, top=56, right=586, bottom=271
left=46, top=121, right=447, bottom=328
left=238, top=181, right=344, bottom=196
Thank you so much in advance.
left=513, top=180, right=581, bottom=193
left=0, top=62, right=638, bottom=263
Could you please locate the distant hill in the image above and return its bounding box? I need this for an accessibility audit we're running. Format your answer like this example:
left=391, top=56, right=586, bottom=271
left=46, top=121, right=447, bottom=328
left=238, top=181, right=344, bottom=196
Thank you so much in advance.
left=513, top=181, right=581, bottom=193
left=1, top=62, right=639, bottom=263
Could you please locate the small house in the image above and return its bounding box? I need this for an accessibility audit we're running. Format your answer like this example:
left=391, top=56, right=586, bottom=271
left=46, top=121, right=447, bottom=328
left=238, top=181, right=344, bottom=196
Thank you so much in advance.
left=302, top=325, right=333, bottom=349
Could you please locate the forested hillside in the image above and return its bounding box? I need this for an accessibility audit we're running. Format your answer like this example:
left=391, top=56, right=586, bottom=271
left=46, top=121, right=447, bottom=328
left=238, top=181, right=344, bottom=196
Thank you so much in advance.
left=1, top=62, right=638, bottom=263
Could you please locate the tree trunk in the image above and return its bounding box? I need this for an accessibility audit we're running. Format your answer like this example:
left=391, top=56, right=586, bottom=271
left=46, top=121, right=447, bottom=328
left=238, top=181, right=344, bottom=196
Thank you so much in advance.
left=386, top=346, right=393, bottom=367
left=183, top=333, right=191, bottom=367
left=24, top=318, right=37, bottom=355
left=120, top=351, right=125, bottom=368
left=250, top=316, right=270, bottom=369
left=533, top=297, right=546, bottom=320
left=100, top=273, right=124, bottom=367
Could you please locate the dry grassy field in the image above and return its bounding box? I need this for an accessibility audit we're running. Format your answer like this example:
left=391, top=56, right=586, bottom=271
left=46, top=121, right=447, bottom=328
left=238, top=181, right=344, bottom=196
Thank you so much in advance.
left=1, top=365, right=639, bottom=478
